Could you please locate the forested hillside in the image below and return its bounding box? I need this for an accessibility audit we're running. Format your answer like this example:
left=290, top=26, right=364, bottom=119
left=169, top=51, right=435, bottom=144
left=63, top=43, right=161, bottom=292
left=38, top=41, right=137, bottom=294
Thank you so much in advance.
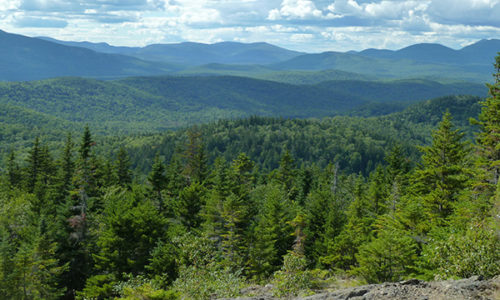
left=0, top=75, right=497, bottom=299
left=0, top=75, right=485, bottom=135
left=123, top=95, right=481, bottom=176
left=0, top=93, right=482, bottom=172
left=0, top=27, right=498, bottom=298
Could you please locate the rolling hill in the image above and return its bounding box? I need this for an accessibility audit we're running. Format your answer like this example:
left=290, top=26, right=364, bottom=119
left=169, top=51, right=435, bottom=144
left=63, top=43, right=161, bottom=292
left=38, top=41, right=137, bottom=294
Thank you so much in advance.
left=273, top=51, right=492, bottom=83
left=0, top=75, right=486, bottom=136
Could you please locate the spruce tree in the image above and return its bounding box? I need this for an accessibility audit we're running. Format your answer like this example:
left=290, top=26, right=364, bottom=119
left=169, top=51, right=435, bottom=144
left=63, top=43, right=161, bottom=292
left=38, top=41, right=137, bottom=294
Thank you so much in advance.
left=472, top=53, right=500, bottom=194
left=183, top=129, right=208, bottom=184
left=148, top=154, right=167, bottom=212
left=25, top=137, right=41, bottom=193
left=59, top=133, right=75, bottom=197
left=115, top=146, right=132, bottom=188
left=6, top=150, right=21, bottom=189
left=413, top=112, right=471, bottom=219
left=177, top=182, right=205, bottom=230
left=203, top=157, right=230, bottom=240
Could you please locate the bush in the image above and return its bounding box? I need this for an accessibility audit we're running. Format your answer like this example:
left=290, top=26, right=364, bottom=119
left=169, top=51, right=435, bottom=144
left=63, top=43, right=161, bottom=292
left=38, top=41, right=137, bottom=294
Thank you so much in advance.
left=422, top=223, right=500, bottom=279
left=353, top=228, right=418, bottom=283
left=272, top=252, right=313, bottom=298
left=173, top=264, right=244, bottom=300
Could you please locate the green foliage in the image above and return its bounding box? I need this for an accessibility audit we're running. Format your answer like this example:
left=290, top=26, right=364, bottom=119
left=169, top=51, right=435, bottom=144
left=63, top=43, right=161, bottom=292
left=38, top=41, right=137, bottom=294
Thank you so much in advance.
left=118, top=282, right=179, bottom=300
left=272, top=252, right=313, bottom=298
left=412, top=112, right=472, bottom=220
left=471, top=53, right=500, bottom=194
left=421, top=223, right=500, bottom=280
left=115, top=146, right=132, bottom=187
left=176, top=182, right=205, bottom=230
left=79, top=274, right=116, bottom=299
left=173, top=265, right=244, bottom=300
left=93, top=186, right=167, bottom=278
left=171, top=233, right=244, bottom=299
left=0, top=61, right=497, bottom=298
left=353, top=227, right=418, bottom=283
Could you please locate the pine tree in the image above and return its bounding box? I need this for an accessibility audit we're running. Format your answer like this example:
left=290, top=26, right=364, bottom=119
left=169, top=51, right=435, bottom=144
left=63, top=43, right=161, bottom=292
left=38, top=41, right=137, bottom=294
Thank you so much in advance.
left=177, top=183, right=205, bottom=230
left=366, top=165, right=388, bottom=215
left=413, top=112, right=471, bottom=219
left=276, top=149, right=297, bottom=198
left=203, top=157, right=230, bottom=241
left=471, top=53, right=500, bottom=194
left=6, top=150, right=21, bottom=189
left=230, top=153, right=254, bottom=197
left=59, top=133, right=75, bottom=198
left=248, top=184, right=294, bottom=278
left=183, top=128, right=208, bottom=184
left=115, top=147, right=132, bottom=188
left=354, top=226, right=417, bottom=283
left=25, top=137, right=41, bottom=193
left=321, top=175, right=372, bottom=270
left=148, top=154, right=167, bottom=212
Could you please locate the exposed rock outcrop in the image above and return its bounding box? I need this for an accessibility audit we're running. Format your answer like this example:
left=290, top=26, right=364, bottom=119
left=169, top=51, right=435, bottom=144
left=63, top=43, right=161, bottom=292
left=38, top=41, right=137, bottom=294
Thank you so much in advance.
left=226, top=276, right=500, bottom=300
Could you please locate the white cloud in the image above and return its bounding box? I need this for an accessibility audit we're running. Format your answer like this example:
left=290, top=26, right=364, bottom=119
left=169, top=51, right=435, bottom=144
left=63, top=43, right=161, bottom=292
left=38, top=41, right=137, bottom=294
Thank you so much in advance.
left=268, top=0, right=326, bottom=20
left=0, top=0, right=21, bottom=11
left=427, top=0, right=500, bottom=26
left=0, top=0, right=498, bottom=52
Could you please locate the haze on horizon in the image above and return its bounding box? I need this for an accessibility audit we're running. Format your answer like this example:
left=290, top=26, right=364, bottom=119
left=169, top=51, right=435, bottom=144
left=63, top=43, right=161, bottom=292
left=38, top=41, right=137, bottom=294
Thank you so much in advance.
left=0, top=0, right=499, bottom=52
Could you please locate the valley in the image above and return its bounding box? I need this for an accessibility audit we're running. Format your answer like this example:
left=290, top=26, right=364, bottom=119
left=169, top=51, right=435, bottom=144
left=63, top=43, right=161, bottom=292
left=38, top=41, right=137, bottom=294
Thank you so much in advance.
left=0, top=28, right=498, bottom=299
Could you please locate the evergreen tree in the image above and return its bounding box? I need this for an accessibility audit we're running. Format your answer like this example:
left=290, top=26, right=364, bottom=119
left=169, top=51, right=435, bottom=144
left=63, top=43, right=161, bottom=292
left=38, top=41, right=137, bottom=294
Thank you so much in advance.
left=25, top=137, right=41, bottom=193
left=203, top=157, right=230, bottom=241
left=413, top=112, right=471, bottom=219
left=248, top=184, right=294, bottom=278
left=6, top=150, right=21, bottom=189
left=322, top=175, right=372, bottom=270
left=354, top=226, right=417, bottom=283
left=183, top=129, right=208, bottom=184
left=177, top=183, right=205, bottom=230
left=59, top=133, right=75, bottom=198
left=366, top=165, right=389, bottom=216
left=147, top=154, right=167, bottom=212
left=471, top=53, right=500, bottom=194
left=115, top=147, right=132, bottom=188
left=276, top=149, right=297, bottom=198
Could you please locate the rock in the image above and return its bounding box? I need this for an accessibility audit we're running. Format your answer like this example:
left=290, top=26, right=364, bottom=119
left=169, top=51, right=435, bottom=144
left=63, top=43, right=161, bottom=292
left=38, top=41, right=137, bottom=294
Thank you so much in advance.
left=223, top=276, right=500, bottom=300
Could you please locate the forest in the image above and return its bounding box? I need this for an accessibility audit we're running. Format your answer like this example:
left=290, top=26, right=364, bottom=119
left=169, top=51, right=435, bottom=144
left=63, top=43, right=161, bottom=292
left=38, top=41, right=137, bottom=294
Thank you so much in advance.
left=0, top=55, right=499, bottom=300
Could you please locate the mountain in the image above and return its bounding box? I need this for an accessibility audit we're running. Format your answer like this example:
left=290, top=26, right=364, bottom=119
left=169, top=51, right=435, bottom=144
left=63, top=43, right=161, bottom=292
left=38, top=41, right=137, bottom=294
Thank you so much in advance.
left=274, top=51, right=493, bottom=82
left=0, top=30, right=176, bottom=81
left=460, top=39, right=500, bottom=65
left=16, top=32, right=497, bottom=83
left=38, top=36, right=140, bottom=55
left=355, top=39, right=500, bottom=77
left=39, top=36, right=304, bottom=66
left=358, top=39, right=500, bottom=65
left=358, top=43, right=458, bottom=64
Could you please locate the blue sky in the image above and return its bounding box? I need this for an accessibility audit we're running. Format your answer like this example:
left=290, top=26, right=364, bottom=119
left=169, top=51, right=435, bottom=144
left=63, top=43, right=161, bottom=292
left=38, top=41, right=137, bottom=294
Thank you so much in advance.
left=1, top=0, right=499, bottom=52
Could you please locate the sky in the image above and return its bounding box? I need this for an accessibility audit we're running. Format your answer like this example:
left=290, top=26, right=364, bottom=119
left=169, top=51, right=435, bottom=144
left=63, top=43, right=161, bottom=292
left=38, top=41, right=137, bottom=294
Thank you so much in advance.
left=0, top=0, right=499, bottom=52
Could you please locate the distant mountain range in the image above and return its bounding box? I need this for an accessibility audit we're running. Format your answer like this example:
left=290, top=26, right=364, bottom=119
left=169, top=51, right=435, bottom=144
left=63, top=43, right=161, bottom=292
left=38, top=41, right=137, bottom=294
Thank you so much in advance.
left=0, top=29, right=492, bottom=82
left=356, top=40, right=500, bottom=66
left=38, top=36, right=303, bottom=66
left=0, top=30, right=181, bottom=81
